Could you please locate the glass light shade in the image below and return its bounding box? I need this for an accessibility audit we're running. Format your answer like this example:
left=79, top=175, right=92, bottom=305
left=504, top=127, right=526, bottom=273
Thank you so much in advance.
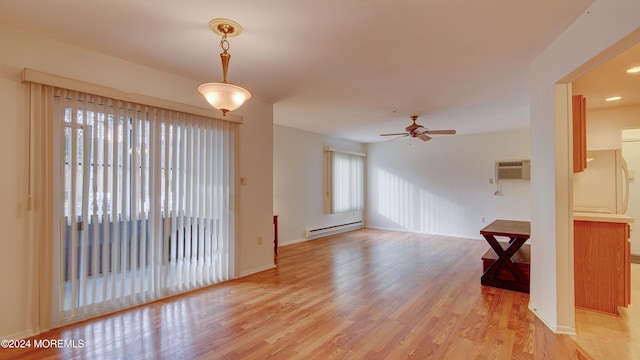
left=198, top=82, right=251, bottom=114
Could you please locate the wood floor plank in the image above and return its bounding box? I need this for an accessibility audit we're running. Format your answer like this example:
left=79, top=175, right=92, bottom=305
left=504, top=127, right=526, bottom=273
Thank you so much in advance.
left=0, top=229, right=605, bottom=359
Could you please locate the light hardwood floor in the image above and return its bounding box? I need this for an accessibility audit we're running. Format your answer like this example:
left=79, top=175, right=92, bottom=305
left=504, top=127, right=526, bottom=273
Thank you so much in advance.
left=572, top=263, right=640, bottom=359
left=1, top=229, right=602, bottom=359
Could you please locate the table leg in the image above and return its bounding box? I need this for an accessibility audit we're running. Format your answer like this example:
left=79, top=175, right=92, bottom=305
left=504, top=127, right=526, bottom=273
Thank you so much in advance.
left=482, top=234, right=529, bottom=292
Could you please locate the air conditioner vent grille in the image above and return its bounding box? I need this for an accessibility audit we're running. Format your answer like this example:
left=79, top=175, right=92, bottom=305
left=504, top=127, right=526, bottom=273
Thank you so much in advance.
left=495, top=159, right=530, bottom=182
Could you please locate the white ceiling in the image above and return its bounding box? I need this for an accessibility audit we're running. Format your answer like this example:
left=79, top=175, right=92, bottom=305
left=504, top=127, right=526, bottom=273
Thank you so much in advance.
left=0, top=0, right=598, bottom=143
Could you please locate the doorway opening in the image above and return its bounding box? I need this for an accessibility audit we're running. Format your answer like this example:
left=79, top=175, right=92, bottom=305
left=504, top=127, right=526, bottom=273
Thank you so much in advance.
left=622, top=128, right=640, bottom=263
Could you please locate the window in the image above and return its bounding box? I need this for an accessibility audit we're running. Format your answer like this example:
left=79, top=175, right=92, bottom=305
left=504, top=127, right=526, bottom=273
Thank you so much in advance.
left=325, top=148, right=365, bottom=213
left=28, top=80, right=236, bottom=327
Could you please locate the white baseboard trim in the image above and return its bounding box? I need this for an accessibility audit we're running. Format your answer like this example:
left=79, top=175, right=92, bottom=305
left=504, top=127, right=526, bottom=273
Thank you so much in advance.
left=236, top=263, right=276, bottom=278
left=528, top=303, right=576, bottom=335
left=555, top=324, right=577, bottom=336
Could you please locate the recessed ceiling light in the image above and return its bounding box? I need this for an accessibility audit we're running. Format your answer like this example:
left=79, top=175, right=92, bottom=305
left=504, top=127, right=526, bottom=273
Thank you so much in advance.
left=605, top=96, right=622, bottom=102
left=626, top=66, right=640, bottom=74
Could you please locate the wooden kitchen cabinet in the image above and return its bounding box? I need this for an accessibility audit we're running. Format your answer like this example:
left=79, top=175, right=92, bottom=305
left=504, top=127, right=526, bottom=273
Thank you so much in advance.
left=572, top=94, right=587, bottom=173
left=574, top=220, right=631, bottom=314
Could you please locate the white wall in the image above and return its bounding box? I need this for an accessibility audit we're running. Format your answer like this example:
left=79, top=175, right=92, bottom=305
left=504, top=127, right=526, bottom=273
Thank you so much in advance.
left=273, top=125, right=364, bottom=245
left=529, top=0, right=640, bottom=334
left=586, top=104, right=640, bottom=150
left=366, top=129, right=531, bottom=239
left=236, top=99, right=275, bottom=277
left=0, top=21, right=274, bottom=339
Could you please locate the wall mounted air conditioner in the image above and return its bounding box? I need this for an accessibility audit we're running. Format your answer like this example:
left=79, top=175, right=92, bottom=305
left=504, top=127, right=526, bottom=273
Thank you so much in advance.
left=495, top=159, right=530, bottom=182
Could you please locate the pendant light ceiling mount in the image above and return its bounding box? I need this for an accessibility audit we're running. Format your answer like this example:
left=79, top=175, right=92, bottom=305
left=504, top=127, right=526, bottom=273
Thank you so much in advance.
left=208, top=18, right=242, bottom=37
left=198, top=18, right=251, bottom=116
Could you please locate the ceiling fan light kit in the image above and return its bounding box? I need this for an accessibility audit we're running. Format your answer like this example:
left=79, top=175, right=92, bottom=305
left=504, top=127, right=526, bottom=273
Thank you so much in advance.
left=380, top=115, right=456, bottom=142
left=198, top=18, right=251, bottom=116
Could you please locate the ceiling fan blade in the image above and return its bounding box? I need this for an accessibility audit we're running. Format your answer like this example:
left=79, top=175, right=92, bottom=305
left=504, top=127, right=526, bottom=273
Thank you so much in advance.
left=387, top=134, right=409, bottom=142
left=423, top=129, right=456, bottom=135
left=380, top=132, right=409, bottom=136
left=382, top=116, right=456, bottom=142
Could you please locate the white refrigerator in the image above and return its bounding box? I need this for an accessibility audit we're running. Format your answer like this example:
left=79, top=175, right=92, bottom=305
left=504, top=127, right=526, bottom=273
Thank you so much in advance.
left=573, top=149, right=630, bottom=214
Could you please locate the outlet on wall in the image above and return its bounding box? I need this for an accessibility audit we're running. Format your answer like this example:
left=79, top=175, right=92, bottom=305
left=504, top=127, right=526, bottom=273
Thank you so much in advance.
left=257, top=236, right=263, bottom=245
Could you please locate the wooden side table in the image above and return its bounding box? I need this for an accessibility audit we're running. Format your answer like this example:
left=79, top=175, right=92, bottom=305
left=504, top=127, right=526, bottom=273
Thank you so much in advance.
left=480, top=219, right=531, bottom=293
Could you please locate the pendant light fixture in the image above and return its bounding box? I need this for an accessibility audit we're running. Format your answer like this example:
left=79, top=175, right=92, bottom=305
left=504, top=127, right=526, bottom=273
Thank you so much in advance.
left=198, top=18, right=251, bottom=116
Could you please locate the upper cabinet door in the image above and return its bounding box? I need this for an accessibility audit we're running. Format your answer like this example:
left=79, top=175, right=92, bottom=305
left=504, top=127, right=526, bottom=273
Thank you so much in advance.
left=573, top=94, right=587, bottom=173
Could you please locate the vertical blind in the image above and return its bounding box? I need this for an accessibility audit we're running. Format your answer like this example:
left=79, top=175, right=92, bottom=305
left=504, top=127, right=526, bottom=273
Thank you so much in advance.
left=31, top=84, right=235, bottom=326
left=325, top=148, right=365, bottom=214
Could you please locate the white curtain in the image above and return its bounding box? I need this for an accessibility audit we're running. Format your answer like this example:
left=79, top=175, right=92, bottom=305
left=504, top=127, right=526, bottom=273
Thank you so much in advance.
left=328, top=150, right=364, bottom=213
left=30, top=84, right=235, bottom=326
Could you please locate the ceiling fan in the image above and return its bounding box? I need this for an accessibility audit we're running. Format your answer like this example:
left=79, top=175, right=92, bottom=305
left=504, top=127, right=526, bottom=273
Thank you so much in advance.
left=380, top=115, right=456, bottom=141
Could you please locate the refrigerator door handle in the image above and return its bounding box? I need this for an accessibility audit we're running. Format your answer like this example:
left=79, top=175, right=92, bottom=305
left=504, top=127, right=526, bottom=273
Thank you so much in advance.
left=622, top=156, right=630, bottom=214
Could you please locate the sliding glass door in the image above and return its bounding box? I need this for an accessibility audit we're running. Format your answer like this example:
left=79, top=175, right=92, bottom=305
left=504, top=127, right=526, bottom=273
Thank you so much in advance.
left=48, top=88, right=234, bottom=325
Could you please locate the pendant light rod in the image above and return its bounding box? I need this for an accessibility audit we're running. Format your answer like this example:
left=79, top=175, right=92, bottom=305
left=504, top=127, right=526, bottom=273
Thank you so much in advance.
left=219, top=30, right=231, bottom=84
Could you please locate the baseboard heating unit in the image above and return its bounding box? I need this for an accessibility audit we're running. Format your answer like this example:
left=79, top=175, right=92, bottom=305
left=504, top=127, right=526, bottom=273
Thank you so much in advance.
left=305, top=221, right=363, bottom=240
